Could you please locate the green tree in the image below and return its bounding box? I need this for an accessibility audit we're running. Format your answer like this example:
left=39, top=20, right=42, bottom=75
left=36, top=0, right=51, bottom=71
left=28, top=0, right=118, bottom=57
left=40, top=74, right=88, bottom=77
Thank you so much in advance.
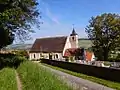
left=0, top=29, right=14, bottom=49
left=0, top=0, right=40, bottom=49
left=85, top=13, right=120, bottom=61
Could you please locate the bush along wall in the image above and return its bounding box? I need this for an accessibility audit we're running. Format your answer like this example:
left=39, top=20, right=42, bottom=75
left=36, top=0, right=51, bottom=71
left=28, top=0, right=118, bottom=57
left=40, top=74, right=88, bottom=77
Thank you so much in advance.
left=41, top=59, right=120, bottom=82
left=0, top=53, right=26, bottom=69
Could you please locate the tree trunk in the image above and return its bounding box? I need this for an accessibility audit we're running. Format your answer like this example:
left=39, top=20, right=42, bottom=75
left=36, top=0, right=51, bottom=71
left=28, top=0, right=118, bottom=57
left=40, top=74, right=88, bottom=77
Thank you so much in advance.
left=103, top=48, right=109, bottom=61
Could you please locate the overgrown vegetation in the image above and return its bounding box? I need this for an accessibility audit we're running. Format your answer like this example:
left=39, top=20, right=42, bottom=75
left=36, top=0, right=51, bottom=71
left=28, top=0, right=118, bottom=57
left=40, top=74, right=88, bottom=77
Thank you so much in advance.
left=0, top=68, right=17, bottom=90
left=43, top=63, right=120, bottom=90
left=12, top=50, right=29, bottom=59
left=17, top=61, right=72, bottom=90
left=0, top=53, right=26, bottom=69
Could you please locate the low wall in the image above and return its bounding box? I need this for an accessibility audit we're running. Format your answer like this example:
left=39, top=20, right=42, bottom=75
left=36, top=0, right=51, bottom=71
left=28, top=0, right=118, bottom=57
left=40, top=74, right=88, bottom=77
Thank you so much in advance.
left=41, top=59, right=120, bottom=82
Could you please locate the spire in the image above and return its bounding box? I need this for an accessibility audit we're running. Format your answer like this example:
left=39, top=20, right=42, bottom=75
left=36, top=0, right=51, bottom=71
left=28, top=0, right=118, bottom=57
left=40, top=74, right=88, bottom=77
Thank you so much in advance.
left=70, top=24, right=77, bottom=36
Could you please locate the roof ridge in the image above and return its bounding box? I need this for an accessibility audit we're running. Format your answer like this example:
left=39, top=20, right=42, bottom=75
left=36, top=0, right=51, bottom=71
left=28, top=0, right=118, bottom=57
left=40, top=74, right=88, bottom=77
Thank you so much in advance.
left=37, top=36, right=67, bottom=40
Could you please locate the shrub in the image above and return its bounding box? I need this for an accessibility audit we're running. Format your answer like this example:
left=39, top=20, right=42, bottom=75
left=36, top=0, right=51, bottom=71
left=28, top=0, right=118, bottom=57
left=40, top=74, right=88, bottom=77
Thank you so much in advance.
left=13, top=50, right=29, bottom=59
left=108, top=58, right=120, bottom=62
left=0, top=53, right=27, bottom=68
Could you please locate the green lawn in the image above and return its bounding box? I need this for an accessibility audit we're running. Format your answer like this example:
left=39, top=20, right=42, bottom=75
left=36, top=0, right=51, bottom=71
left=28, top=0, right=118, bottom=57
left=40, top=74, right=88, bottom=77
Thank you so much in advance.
left=0, top=68, right=17, bottom=90
left=17, top=61, right=72, bottom=90
left=42, top=63, right=120, bottom=90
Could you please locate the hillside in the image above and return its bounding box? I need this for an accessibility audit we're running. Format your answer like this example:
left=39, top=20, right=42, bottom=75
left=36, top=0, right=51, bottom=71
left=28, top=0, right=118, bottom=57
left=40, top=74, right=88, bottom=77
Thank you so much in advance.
left=6, top=44, right=32, bottom=50
left=6, top=39, right=92, bottom=50
left=78, top=39, right=92, bottom=49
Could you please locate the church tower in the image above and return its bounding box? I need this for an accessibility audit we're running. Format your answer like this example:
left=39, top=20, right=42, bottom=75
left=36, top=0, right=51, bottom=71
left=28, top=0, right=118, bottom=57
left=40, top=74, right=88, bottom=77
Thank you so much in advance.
left=69, top=28, right=78, bottom=48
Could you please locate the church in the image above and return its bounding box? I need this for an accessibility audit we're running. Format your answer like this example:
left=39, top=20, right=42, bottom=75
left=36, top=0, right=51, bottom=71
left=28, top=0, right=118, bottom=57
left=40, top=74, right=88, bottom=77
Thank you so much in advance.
left=29, top=28, right=79, bottom=60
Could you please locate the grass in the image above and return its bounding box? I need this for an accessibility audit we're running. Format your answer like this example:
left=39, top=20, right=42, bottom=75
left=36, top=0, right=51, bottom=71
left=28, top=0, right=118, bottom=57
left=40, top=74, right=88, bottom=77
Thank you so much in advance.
left=17, top=61, right=72, bottom=90
left=42, top=63, right=120, bottom=90
left=0, top=68, right=17, bottom=90
left=78, top=39, right=92, bottom=49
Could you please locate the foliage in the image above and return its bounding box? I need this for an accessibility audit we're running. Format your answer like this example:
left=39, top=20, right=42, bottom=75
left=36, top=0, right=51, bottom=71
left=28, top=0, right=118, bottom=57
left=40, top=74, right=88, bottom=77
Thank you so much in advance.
left=0, top=53, right=26, bottom=68
left=13, top=50, right=29, bottom=59
left=43, top=63, right=120, bottom=90
left=17, top=61, right=71, bottom=90
left=86, top=13, right=120, bottom=61
left=0, top=68, right=17, bottom=90
left=0, top=0, right=40, bottom=48
left=0, top=29, right=14, bottom=49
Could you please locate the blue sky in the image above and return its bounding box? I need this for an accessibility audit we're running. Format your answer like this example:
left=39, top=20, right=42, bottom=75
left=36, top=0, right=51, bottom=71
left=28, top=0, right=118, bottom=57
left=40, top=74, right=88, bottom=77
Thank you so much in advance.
left=26, top=0, right=120, bottom=43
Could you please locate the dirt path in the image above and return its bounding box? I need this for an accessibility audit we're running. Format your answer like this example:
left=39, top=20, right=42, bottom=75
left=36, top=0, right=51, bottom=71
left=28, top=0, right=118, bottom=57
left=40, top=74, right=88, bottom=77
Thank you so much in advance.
left=15, top=71, right=22, bottom=90
left=38, top=63, right=114, bottom=90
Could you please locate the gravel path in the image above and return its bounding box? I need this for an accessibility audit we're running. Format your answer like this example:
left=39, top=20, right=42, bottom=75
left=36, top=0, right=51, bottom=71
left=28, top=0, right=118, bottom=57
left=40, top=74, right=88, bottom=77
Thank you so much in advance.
left=39, top=64, right=114, bottom=90
left=15, top=71, right=22, bottom=90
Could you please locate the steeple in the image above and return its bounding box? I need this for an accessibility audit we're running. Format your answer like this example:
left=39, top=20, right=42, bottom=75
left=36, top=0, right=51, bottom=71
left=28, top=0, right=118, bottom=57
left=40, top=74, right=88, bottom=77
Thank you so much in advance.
left=69, top=24, right=78, bottom=48
left=70, top=24, right=77, bottom=36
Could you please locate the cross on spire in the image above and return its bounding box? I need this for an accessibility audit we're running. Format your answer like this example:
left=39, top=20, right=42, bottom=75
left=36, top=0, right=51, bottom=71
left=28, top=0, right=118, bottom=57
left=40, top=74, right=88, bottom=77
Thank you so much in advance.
left=70, top=24, right=78, bottom=36
left=72, top=24, right=75, bottom=29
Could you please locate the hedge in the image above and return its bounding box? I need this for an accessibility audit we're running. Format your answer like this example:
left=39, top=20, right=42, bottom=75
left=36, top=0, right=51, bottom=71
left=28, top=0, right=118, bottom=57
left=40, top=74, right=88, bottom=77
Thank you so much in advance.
left=0, top=53, right=26, bottom=68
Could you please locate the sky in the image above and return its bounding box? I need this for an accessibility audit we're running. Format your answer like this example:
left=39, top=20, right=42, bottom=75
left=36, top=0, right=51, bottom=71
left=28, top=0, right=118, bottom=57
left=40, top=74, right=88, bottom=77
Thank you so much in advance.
left=25, top=0, right=120, bottom=44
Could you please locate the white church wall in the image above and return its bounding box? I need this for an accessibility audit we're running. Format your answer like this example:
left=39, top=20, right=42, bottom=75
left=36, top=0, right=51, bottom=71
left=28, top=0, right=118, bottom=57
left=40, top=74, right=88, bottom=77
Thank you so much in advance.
left=91, top=53, right=96, bottom=61
left=29, top=52, right=63, bottom=60
left=29, top=53, right=41, bottom=60
left=63, top=36, right=72, bottom=56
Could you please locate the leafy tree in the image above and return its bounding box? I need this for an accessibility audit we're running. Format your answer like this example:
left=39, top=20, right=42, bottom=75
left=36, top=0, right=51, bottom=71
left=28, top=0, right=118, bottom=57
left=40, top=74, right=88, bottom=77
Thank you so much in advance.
left=0, top=0, right=40, bottom=49
left=85, top=13, right=120, bottom=61
left=0, top=29, right=14, bottom=49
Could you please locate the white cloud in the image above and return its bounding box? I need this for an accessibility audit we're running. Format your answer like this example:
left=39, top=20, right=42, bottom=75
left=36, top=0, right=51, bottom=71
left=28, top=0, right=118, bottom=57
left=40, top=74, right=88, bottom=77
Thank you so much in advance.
left=46, top=7, right=60, bottom=24
left=40, top=0, right=60, bottom=24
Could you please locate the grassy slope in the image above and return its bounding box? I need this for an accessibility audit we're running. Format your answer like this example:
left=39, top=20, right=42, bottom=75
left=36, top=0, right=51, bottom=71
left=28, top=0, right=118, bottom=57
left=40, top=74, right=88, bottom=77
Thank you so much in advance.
left=17, top=61, right=72, bottom=90
left=0, top=68, right=17, bottom=90
left=78, top=39, right=92, bottom=49
left=42, top=63, right=120, bottom=90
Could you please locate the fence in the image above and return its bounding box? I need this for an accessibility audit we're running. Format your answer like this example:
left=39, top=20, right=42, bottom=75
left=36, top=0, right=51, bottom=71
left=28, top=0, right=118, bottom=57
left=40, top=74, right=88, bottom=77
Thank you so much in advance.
left=41, top=59, right=120, bottom=82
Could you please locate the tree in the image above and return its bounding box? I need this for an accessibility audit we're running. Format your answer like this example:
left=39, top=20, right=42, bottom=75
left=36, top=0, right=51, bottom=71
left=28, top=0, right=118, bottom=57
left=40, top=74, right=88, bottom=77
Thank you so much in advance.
left=0, top=28, right=14, bottom=49
left=0, top=0, right=40, bottom=49
left=85, top=13, right=120, bottom=61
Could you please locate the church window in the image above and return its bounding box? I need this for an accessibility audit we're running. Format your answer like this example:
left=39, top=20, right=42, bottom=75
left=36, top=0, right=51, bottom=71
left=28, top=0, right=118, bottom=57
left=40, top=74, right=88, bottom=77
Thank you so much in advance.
left=34, top=54, right=36, bottom=58
left=56, top=54, right=58, bottom=59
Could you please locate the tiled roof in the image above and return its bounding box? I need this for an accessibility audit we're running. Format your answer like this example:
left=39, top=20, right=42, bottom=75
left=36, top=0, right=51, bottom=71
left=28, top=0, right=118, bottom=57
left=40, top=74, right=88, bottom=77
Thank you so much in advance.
left=30, top=36, right=67, bottom=53
left=85, top=51, right=93, bottom=61
left=64, top=48, right=77, bottom=57
left=64, top=48, right=82, bottom=57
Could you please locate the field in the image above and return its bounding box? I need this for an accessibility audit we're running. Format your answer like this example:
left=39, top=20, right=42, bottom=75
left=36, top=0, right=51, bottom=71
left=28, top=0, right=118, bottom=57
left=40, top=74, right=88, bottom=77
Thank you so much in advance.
left=17, top=61, right=72, bottom=90
left=0, top=68, right=17, bottom=90
left=78, top=39, right=92, bottom=49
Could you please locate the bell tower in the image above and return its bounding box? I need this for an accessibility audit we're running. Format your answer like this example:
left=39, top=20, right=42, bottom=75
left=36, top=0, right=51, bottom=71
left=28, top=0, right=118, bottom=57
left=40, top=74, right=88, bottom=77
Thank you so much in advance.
left=69, top=26, right=78, bottom=48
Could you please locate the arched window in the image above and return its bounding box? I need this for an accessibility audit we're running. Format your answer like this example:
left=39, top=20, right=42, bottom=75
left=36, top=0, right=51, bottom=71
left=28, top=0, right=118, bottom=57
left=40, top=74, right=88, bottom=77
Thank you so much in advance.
left=56, top=54, right=58, bottom=59
left=34, top=54, right=36, bottom=58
